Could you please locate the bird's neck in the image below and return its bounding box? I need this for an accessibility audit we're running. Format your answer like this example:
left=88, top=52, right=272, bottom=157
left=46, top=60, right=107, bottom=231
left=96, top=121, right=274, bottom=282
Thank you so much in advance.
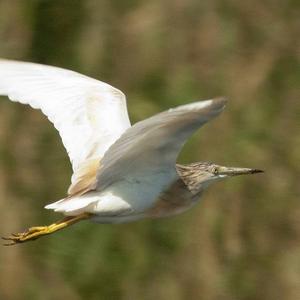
left=176, top=163, right=209, bottom=194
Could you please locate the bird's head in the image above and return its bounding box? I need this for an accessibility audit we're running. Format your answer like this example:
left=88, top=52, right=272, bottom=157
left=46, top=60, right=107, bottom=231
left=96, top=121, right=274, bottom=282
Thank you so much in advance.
left=177, top=162, right=263, bottom=193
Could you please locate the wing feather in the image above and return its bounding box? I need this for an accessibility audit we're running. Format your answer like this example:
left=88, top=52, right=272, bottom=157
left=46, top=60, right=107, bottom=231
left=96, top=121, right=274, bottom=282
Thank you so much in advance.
left=95, top=98, right=226, bottom=191
left=0, top=59, right=131, bottom=192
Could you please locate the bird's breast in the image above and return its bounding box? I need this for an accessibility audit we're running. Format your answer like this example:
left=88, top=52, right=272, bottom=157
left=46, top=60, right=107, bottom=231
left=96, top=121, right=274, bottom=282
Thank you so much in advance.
left=91, top=170, right=178, bottom=216
left=146, top=179, right=201, bottom=218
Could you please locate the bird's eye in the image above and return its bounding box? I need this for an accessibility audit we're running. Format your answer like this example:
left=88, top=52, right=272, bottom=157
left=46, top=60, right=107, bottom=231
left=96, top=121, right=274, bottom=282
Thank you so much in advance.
left=212, top=167, right=218, bottom=175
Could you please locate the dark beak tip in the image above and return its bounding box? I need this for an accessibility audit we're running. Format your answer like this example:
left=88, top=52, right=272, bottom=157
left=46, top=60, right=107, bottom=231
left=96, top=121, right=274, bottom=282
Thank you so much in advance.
left=252, top=169, right=264, bottom=174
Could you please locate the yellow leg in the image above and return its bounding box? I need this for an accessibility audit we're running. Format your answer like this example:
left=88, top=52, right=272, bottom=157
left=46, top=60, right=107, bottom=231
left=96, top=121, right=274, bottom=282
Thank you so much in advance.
left=2, top=213, right=91, bottom=246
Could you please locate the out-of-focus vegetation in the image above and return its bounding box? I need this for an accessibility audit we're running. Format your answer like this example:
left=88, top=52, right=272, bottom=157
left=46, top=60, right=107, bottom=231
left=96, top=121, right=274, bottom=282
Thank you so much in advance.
left=0, top=0, right=299, bottom=299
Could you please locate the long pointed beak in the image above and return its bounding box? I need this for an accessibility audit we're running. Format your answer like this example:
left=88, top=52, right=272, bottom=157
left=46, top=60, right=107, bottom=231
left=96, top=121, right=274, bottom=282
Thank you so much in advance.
left=218, top=166, right=264, bottom=176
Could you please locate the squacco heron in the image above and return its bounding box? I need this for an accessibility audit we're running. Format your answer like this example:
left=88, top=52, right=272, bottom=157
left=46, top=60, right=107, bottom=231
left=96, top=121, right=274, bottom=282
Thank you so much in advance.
left=0, top=59, right=263, bottom=245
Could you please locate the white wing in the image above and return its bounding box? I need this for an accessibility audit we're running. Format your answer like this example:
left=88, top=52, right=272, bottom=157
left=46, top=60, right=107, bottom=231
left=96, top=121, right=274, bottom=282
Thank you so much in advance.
left=0, top=59, right=131, bottom=191
left=95, top=98, right=226, bottom=191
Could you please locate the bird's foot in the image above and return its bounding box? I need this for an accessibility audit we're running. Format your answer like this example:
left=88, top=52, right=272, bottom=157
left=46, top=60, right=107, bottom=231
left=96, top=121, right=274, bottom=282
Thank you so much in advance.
left=2, top=226, right=52, bottom=245
left=2, top=213, right=91, bottom=246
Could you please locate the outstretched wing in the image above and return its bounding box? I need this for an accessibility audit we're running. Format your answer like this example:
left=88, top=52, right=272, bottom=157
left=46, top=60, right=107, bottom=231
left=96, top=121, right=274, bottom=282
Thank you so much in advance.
left=45, top=98, right=226, bottom=214
left=95, top=98, right=226, bottom=191
left=0, top=59, right=131, bottom=193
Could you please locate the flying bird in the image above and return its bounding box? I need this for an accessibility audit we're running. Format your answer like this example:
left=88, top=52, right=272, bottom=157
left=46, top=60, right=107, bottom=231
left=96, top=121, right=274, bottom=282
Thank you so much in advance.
left=0, top=59, right=263, bottom=245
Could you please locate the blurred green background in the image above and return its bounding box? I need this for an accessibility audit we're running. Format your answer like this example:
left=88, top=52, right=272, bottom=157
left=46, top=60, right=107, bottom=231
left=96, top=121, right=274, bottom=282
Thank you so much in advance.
left=0, top=0, right=299, bottom=299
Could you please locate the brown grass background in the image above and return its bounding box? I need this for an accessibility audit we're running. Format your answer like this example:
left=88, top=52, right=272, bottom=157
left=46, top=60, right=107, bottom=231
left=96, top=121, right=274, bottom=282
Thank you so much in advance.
left=0, top=0, right=299, bottom=299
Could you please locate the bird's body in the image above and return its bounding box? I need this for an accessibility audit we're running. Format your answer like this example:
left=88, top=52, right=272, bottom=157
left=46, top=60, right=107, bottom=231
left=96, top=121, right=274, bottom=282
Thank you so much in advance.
left=65, top=164, right=199, bottom=223
left=0, top=59, right=262, bottom=245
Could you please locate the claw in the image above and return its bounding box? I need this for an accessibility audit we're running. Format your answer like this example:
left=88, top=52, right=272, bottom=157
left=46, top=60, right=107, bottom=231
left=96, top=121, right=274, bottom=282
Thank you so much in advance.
left=3, top=236, right=14, bottom=240
left=12, top=233, right=21, bottom=237
left=2, top=213, right=90, bottom=245
left=2, top=230, right=35, bottom=244
left=3, top=241, right=16, bottom=246
left=2, top=235, right=18, bottom=246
